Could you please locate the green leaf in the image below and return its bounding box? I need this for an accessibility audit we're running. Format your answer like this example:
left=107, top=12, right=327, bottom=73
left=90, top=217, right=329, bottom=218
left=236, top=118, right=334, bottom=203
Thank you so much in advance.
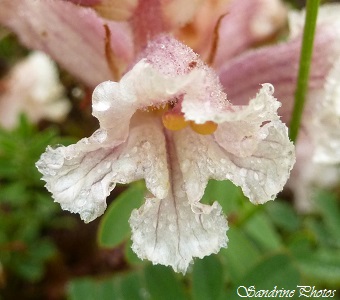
left=97, top=279, right=119, bottom=300
left=241, top=253, right=299, bottom=289
left=296, top=249, right=340, bottom=286
left=243, top=212, right=282, bottom=250
left=144, top=264, right=188, bottom=300
left=313, top=191, right=340, bottom=246
left=265, top=200, right=300, bottom=232
left=201, top=180, right=244, bottom=213
left=192, top=255, right=224, bottom=300
left=68, top=274, right=144, bottom=300
left=98, top=182, right=145, bottom=248
left=120, top=272, right=145, bottom=300
left=220, top=227, right=261, bottom=282
left=68, top=279, right=98, bottom=300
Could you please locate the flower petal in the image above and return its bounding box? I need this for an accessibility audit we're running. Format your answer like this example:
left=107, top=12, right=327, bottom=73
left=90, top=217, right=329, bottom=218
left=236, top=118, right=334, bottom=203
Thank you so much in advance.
left=129, top=136, right=228, bottom=274
left=174, top=85, right=295, bottom=205
left=214, top=84, right=280, bottom=157
left=214, top=0, right=287, bottom=65
left=92, top=58, right=209, bottom=143
left=36, top=114, right=169, bottom=222
left=0, top=0, right=133, bottom=86
left=161, top=0, right=203, bottom=28
left=287, top=133, right=340, bottom=212
left=93, top=0, right=138, bottom=21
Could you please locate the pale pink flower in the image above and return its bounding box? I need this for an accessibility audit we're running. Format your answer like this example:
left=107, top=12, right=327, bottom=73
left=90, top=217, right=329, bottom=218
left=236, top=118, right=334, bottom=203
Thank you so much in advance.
left=0, top=0, right=295, bottom=272
left=36, top=36, right=294, bottom=273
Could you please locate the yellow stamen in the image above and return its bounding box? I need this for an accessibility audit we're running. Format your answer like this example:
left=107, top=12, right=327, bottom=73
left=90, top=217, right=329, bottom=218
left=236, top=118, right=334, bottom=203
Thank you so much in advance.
left=190, top=121, right=218, bottom=135
left=162, top=112, right=189, bottom=131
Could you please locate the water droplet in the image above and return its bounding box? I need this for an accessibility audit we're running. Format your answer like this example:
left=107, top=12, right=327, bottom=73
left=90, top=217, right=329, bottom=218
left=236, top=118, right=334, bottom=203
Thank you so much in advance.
left=240, top=168, right=247, bottom=176
left=79, top=190, right=89, bottom=197
left=167, top=215, right=176, bottom=222
left=253, top=173, right=259, bottom=180
left=262, top=83, right=274, bottom=94
left=143, top=141, right=151, bottom=149
left=139, top=288, right=150, bottom=299
left=182, top=201, right=190, bottom=207
left=205, top=221, right=212, bottom=229
left=131, top=147, right=138, bottom=154
left=92, top=129, right=107, bottom=143
left=93, top=100, right=110, bottom=111
left=181, top=159, right=190, bottom=172
left=169, top=224, right=176, bottom=232
left=175, top=189, right=185, bottom=198
left=76, top=198, right=86, bottom=207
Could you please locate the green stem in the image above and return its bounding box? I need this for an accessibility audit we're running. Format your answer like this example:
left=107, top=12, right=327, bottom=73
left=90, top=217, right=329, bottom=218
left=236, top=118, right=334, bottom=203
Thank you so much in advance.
left=289, top=0, right=320, bottom=143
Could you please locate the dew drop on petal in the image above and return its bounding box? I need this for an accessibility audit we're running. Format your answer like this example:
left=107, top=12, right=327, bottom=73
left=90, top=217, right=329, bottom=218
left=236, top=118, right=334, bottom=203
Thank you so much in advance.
left=181, top=159, right=190, bottom=172
left=143, top=141, right=151, bottom=149
left=240, top=168, right=247, bottom=177
left=169, top=224, right=176, bottom=232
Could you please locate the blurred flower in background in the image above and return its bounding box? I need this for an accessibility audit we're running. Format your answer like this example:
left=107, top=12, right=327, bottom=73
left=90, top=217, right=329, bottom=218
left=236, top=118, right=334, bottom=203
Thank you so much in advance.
left=219, top=3, right=340, bottom=211
left=0, top=51, right=70, bottom=129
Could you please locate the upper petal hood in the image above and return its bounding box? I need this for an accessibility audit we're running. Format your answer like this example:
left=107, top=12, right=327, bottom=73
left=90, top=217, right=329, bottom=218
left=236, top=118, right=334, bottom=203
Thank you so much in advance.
left=142, top=35, right=231, bottom=123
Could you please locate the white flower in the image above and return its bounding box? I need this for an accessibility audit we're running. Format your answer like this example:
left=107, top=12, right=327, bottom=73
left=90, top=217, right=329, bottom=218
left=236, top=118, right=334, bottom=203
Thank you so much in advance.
left=36, top=36, right=295, bottom=273
left=0, top=51, right=70, bottom=128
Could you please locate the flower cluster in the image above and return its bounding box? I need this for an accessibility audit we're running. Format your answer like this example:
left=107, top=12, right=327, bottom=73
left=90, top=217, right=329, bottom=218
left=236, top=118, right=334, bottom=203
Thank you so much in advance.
left=6, top=0, right=334, bottom=272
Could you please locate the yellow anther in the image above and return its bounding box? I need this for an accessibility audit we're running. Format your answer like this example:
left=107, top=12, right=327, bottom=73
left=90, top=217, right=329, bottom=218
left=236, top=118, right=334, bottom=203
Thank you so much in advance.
left=162, top=112, right=189, bottom=131
left=190, top=121, right=218, bottom=135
